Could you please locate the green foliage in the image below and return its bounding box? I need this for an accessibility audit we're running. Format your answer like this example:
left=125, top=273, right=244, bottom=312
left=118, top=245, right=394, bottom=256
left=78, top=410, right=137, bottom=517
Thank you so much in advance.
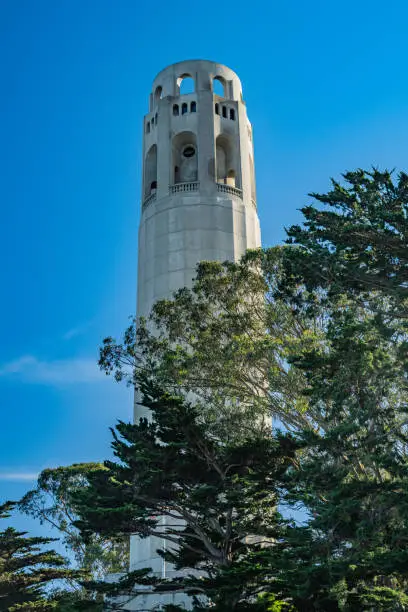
left=263, top=168, right=408, bottom=609
left=92, top=168, right=408, bottom=607
left=47, top=589, right=103, bottom=612
left=99, top=253, right=323, bottom=435
left=282, top=168, right=408, bottom=320
left=73, top=381, right=299, bottom=610
left=30, top=167, right=408, bottom=609
left=269, top=306, right=408, bottom=609
left=0, top=502, right=80, bottom=611
left=19, top=464, right=129, bottom=580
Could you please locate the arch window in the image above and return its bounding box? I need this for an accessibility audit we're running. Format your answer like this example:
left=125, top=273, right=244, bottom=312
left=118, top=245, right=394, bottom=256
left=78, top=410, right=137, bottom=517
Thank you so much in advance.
left=146, top=122, right=150, bottom=134
left=190, top=101, right=197, bottom=112
left=215, top=103, right=219, bottom=115
left=177, top=74, right=195, bottom=95
left=213, top=76, right=226, bottom=98
left=151, top=117, right=154, bottom=127
left=172, top=131, right=198, bottom=184
left=230, top=108, right=235, bottom=121
left=173, top=104, right=179, bottom=116
left=155, top=112, right=158, bottom=124
left=182, top=102, right=188, bottom=115
left=216, top=134, right=240, bottom=189
left=222, top=106, right=227, bottom=118
left=154, top=86, right=163, bottom=103
left=144, top=144, right=157, bottom=198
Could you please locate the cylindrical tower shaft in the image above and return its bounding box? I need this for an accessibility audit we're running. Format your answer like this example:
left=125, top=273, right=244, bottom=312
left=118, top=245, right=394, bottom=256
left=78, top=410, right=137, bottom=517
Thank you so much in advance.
left=130, top=59, right=261, bottom=610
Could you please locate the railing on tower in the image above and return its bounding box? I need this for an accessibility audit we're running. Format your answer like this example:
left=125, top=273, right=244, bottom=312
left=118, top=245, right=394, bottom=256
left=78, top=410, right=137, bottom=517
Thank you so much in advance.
left=142, top=191, right=157, bottom=211
left=216, top=183, right=243, bottom=199
left=169, top=182, right=200, bottom=194
left=143, top=183, right=255, bottom=209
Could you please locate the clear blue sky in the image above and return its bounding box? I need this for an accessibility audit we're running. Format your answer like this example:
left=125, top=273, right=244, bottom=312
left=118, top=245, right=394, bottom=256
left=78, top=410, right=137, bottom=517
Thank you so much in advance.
left=1, top=0, right=408, bottom=538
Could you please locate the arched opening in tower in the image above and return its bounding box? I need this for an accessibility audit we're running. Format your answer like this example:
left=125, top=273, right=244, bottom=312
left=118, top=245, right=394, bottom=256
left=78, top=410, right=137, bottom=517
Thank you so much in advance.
left=172, top=131, right=198, bottom=184
left=144, top=144, right=157, bottom=198
left=177, top=74, right=195, bottom=96
left=213, top=76, right=226, bottom=98
left=154, top=86, right=163, bottom=104
left=216, top=134, right=240, bottom=188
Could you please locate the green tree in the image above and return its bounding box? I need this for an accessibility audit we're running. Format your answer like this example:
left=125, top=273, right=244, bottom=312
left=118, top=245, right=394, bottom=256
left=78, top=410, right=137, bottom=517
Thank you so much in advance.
left=19, top=464, right=129, bottom=581
left=259, top=168, right=408, bottom=609
left=43, top=167, right=408, bottom=609
left=281, top=168, right=408, bottom=323
left=263, top=300, right=408, bottom=610
left=0, top=501, right=80, bottom=611
left=99, top=255, right=324, bottom=435
left=73, top=381, right=298, bottom=611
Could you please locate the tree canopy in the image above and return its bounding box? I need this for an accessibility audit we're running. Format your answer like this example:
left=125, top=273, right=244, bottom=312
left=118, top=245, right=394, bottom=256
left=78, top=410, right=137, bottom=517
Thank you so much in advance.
left=74, top=380, right=298, bottom=610
left=99, top=251, right=325, bottom=436
left=18, top=168, right=408, bottom=610
left=281, top=168, right=408, bottom=322
left=19, top=464, right=129, bottom=581
left=0, top=501, right=81, bottom=611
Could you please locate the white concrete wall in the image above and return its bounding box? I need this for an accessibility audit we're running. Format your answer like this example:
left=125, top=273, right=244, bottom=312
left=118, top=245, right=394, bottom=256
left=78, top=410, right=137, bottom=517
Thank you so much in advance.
left=137, top=194, right=260, bottom=317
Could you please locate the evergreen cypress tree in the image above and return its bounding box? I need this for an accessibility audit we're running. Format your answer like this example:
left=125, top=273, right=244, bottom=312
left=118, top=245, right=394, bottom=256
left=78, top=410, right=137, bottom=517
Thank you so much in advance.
left=263, top=300, right=408, bottom=610
left=73, top=381, right=298, bottom=611
left=260, top=168, right=408, bottom=609
left=0, top=501, right=80, bottom=611
left=44, top=167, right=408, bottom=609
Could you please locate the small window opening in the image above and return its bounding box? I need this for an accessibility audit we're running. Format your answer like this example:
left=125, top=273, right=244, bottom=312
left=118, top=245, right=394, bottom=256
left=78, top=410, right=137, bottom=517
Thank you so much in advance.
left=151, top=117, right=154, bottom=127
left=173, top=104, right=179, bottom=116
left=150, top=180, right=157, bottom=191
left=190, top=101, right=196, bottom=113
left=182, top=103, right=188, bottom=115
left=146, top=122, right=150, bottom=133
left=155, top=112, right=158, bottom=124
left=222, top=106, right=227, bottom=118
left=215, top=103, right=219, bottom=115
left=154, top=86, right=163, bottom=103
left=230, top=108, right=235, bottom=121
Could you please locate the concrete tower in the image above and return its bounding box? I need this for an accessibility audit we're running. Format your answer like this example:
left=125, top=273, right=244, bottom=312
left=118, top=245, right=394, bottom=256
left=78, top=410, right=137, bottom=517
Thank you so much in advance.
left=130, top=59, right=261, bottom=609
left=137, top=59, right=260, bottom=319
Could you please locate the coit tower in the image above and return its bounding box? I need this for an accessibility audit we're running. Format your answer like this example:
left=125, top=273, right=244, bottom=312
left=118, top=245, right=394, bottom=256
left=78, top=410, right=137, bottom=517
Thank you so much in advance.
left=131, top=59, right=261, bottom=609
